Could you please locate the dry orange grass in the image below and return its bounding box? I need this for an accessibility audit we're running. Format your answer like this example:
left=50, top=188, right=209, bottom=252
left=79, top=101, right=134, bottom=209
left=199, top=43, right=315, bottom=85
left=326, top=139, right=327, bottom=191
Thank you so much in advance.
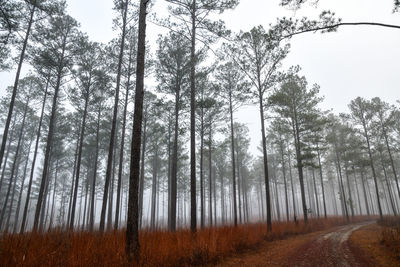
left=379, top=216, right=400, bottom=260
left=0, top=216, right=371, bottom=267
left=349, top=217, right=400, bottom=267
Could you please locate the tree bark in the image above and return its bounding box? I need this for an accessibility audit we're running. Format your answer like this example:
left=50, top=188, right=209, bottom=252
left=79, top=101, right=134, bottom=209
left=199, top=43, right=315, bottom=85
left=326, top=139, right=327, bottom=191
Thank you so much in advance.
left=208, top=123, right=213, bottom=227
left=170, top=78, right=180, bottom=231
left=189, top=0, right=197, bottom=233
left=100, top=0, right=128, bottom=232
left=126, top=0, right=148, bottom=262
left=278, top=137, right=289, bottom=222
left=291, top=112, right=307, bottom=223
left=200, top=87, right=205, bottom=229
left=138, top=106, right=147, bottom=228
left=228, top=91, right=238, bottom=226
left=258, top=87, right=272, bottom=230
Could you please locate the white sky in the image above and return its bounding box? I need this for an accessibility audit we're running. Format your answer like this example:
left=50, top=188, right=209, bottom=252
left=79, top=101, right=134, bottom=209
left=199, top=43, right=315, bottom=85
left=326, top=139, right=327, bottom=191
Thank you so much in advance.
left=1, top=0, right=399, bottom=156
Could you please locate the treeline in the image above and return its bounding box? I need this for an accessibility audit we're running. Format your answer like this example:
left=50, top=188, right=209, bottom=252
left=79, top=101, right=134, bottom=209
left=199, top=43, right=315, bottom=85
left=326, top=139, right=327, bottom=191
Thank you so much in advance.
left=0, top=0, right=399, bottom=242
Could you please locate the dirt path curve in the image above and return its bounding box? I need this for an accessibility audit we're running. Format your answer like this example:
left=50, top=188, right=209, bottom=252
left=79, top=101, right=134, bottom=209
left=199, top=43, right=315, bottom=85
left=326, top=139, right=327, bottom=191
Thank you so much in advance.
left=286, top=221, right=374, bottom=267
left=216, top=221, right=375, bottom=267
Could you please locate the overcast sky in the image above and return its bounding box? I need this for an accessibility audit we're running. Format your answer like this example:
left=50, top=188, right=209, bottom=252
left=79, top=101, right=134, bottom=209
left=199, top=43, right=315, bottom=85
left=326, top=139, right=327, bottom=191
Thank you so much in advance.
left=1, top=0, right=399, bottom=156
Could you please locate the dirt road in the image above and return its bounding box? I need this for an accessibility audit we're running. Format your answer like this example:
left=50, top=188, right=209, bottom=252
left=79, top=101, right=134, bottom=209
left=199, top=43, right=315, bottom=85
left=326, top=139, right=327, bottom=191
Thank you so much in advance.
left=217, top=221, right=375, bottom=267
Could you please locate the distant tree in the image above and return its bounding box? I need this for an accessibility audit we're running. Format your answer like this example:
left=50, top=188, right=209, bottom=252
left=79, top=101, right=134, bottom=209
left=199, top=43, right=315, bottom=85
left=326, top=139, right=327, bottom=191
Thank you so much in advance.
left=215, top=61, right=249, bottom=226
left=115, top=26, right=137, bottom=230
left=20, top=64, right=51, bottom=233
left=155, top=31, right=190, bottom=231
left=138, top=91, right=157, bottom=228
left=32, top=14, right=80, bottom=232
left=349, top=97, right=383, bottom=220
left=229, top=25, right=289, bottom=230
left=0, top=76, right=37, bottom=230
left=325, top=115, right=351, bottom=221
left=69, top=37, right=103, bottom=230
left=371, top=97, right=400, bottom=205
left=0, top=0, right=61, bottom=178
left=269, top=66, right=323, bottom=224
left=88, top=69, right=112, bottom=231
left=100, top=0, right=132, bottom=232
left=0, top=0, right=21, bottom=70
left=165, top=0, right=239, bottom=232
left=268, top=119, right=291, bottom=222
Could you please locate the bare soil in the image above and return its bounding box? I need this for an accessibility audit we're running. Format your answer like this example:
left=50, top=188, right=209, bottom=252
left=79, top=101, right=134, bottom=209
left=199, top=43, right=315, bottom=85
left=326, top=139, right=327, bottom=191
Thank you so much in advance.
left=216, top=221, right=376, bottom=267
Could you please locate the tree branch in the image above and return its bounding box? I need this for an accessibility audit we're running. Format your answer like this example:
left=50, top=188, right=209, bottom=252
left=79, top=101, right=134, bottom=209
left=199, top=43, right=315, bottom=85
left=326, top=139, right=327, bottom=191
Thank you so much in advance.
left=283, top=22, right=400, bottom=39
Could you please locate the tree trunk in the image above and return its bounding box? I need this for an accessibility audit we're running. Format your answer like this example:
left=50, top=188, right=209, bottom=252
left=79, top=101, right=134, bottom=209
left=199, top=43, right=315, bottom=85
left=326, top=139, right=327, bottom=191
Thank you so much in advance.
left=126, top=0, right=148, bottom=262
left=344, top=166, right=355, bottom=217
left=228, top=92, right=238, bottom=226
left=70, top=83, right=90, bottom=230
left=48, top=159, right=59, bottom=230
left=150, top=149, right=158, bottom=230
left=220, top=171, right=225, bottom=225
left=359, top=169, right=370, bottom=216
left=0, top=93, right=30, bottom=228
left=33, top=32, right=67, bottom=232
left=279, top=141, right=289, bottom=222
left=89, top=106, right=101, bottom=231
left=138, top=107, right=147, bottom=228
left=39, top=153, right=52, bottom=232
left=189, top=0, right=197, bottom=233
left=291, top=115, right=307, bottom=223
left=13, top=137, right=33, bottom=233
left=287, top=145, right=296, bottom=220
left=115, top=87, right=130, bottom=229
left=0, top=118, right=16, bottom=196
left=100, top=0, right=128, bottom=232
left=20, top=72, right=50, bottom=233
left=107, top=131, right=118, bottom=230
left=311, top=168, right=320, bottom=218
left=379, top=150, right=397, bottom=215
left=381, top=122, right=400, bottom=208
left=4, top=151, right=22, bottom=232
left=67, top=128, right=80, bottom=229
left=316, top=146, right=327, bottom=218
left=200, top=88, right=204, bottom=229
left=361, top=119, right=383, bottom=219
left=236, top=140, right=242, bottom=224
left=272, top=160, right=280, bottom=221
left=0, top=2, right=36, bottom=171
left=353, top=168, right=362, bottom=215
left=258, top=88, right=272, bottom=229
left=335, top=153, right=349, bottom=221
left=170, top=79, right=180, bottom=231
left=208, top=124, right=213, bottom=227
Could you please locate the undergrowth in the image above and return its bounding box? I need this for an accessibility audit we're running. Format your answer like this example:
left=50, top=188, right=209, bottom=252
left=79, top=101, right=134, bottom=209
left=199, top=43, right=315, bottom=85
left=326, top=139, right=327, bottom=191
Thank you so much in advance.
left=0, top=216, right=371, bottom=266
left=379, top=216, right=400, bottom=260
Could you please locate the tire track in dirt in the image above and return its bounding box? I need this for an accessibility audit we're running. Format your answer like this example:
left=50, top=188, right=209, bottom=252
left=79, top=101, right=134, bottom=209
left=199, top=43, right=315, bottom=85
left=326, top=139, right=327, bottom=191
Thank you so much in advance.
left=216, top=221, right=375, bottom=267
left=285, top=221, right=374, bottom=267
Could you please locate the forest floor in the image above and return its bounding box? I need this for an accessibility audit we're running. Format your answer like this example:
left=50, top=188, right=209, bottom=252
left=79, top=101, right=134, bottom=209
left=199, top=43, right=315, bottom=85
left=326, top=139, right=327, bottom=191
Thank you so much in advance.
left=215, top=220, right=400, bottom=267
left=2, top=217, right=399, bottom=266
